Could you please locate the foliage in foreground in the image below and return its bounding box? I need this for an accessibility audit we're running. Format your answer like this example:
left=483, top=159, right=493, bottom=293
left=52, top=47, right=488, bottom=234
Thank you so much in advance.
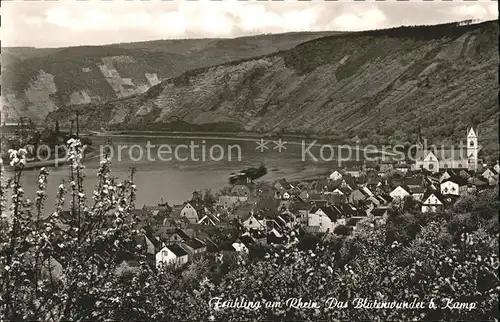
left=0, top=140, right=498, bottom=321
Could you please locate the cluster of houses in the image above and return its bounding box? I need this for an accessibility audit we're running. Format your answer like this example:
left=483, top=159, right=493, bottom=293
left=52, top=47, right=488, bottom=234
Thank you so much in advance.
left=21, top=156, right=499, bottom=279
left=117, top=155, right=498, bottom=270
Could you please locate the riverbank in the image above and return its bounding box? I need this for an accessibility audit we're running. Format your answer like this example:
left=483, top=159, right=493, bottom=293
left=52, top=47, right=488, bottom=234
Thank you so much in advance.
left=94, top=130, right=396, bottom=156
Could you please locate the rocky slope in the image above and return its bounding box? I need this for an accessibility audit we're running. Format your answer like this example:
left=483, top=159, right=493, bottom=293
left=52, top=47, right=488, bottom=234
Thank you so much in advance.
left=51, top=21, right=499, bottom=151
left=1, top=31, right=336, bottom=122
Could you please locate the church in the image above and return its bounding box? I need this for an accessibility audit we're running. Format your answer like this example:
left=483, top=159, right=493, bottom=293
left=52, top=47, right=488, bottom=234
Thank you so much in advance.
left=413, top=127, right=479, bottom=173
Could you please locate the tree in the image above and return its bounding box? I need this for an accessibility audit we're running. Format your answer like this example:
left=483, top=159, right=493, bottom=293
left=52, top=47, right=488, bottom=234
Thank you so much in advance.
left=0, top=139, right=145, bottom=320
left=203, top=189, right=217, bottom=206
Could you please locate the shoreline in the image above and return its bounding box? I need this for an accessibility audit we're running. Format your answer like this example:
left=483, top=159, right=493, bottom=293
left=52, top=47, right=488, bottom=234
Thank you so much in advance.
left=94, top=131, right=396, bottom=156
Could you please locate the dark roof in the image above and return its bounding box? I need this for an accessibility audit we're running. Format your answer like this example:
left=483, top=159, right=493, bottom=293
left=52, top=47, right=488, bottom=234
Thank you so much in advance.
left=346, top=217, right=364, bottom=226
left=471, top=177, right=489, bottom=186
left=276, top=178, right=293, bottom=190
left=176, top=228, right=195, bottom=240
left=340, top=187, right=352, bottom=195
left=327, top=193, right=344, bottom=205
left=187, top=200, right=205, bottom=213
left=422, top=189, right=445, bottom=204
left=183, top=238, right=206, bottom=249
left=238, top=235, right=255, bottom=246
left=291, top=201, right=311, bottom=211
left=310, top=206, right=339, bottom=222
left=441, top=169, right=460, bottom=177
left=167, top=244, right=188, bottom=257
left=392, top=185, right=410, bottom=194
left=403, top=177, right=422, bottom=186
left=340, top=203, right=357, bottom=216
left=489, top=168, right=499, bottom=175
left=442, top=176, right=468, bottom=186
left=312, top=200, right=328, bottom=208
left=371, top=208, right=388, bottom=217
left=233, top=205, right=254, bottom=221
left=409, top=186, right=425, bottom=194
left=309, top=193, right=324, bottom=201
left=249, top=229, right=267, bottom=239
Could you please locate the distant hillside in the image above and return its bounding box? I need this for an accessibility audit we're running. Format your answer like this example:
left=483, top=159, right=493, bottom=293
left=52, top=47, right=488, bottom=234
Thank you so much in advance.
left=0, top=31, right=337, bottom=122
left=48, top=20, right=499, bottom=153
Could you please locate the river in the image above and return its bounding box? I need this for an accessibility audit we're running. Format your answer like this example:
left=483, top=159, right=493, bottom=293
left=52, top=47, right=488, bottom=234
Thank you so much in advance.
left=12, top=134, right=379, bottom=208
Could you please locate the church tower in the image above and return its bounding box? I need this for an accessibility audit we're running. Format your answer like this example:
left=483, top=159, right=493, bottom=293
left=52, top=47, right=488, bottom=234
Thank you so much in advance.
left=467, top=126, right=478, bottom=171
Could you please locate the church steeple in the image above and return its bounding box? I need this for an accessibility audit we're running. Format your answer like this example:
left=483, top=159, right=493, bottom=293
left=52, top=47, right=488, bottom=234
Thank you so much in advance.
left=467, top=126, right=478, bottom=171
left=416, top=126, right=424, bottom=151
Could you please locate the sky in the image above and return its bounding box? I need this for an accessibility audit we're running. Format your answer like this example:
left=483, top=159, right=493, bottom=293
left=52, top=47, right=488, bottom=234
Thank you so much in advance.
left=1, top=0, right=498, bottom=48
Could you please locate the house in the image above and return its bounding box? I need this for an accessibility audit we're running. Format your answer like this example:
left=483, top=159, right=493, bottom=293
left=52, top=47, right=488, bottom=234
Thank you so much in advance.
left=324, top=192, right=344, bottom=205
left=414, top=127, right=479, bottom=172
left=389, top=186, right=411, bottom=200
left=267, top=228, right=287, bottom=244
left=231, top=184, right=252, bottom=197
left=162, top=232, right=184, bottom=245
left=217, top=195, right=248, bottom=208
left=348, top=189, right=367, bottom=205
left=345, top=167, right=361, bottom=178
left=370, top=207, right=389, bottom=222
left=328, top=170, right=343, bottom=181
left=248, top=229, right=267, bottom=246
left=367, top=195, right=383, bottom=208
left=421, top=190, right=445, bottom=213
left=134, top=234, right=156, bottom=260
left=241, top=211, right=266, bottom=231
left=234, top=235, right=255, bottom=250
left=156, top=244, right=189, bottom=267
left=181, top=238, right=207, bottom=260
left=180, top=201, right=205, bottom=224
left=143, top=203, right=172, bottom=220
left=360, top=186, right=374, bottom=197
left=290, top=201, right=311, bottom=225
left=115, top=260, right=141, bottom=277
left=40, top=256, right=64, bottom=281
left=307, top=206, right=340, bottom=233
left=277, top=212, right=296, bottom=229
left=197, top=212, right=221, bottom=226
left=440, top=169, right=460, bottom=182
left=409, top=186, right=425, bottom=201
left=494, top=161, right=500, bottom=173
left=276, top=191, right=291, bottom=200
left=403, top=176, right=423, bottom=189
left=469, top=177, right=489, bottom=190
left=315, top=179, right=331, bottom=193
left=440, top=177, right=468, bottom=196
left=274, top=179, right=293, bottom=191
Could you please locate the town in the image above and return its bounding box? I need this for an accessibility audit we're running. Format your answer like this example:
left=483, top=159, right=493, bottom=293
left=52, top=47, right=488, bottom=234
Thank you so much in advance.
left=40, top=127, right=497, bottom=274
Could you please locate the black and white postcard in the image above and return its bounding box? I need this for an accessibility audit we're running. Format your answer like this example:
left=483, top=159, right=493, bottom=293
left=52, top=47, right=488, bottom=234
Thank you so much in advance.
left=0, top=1, right=498, bottom=321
